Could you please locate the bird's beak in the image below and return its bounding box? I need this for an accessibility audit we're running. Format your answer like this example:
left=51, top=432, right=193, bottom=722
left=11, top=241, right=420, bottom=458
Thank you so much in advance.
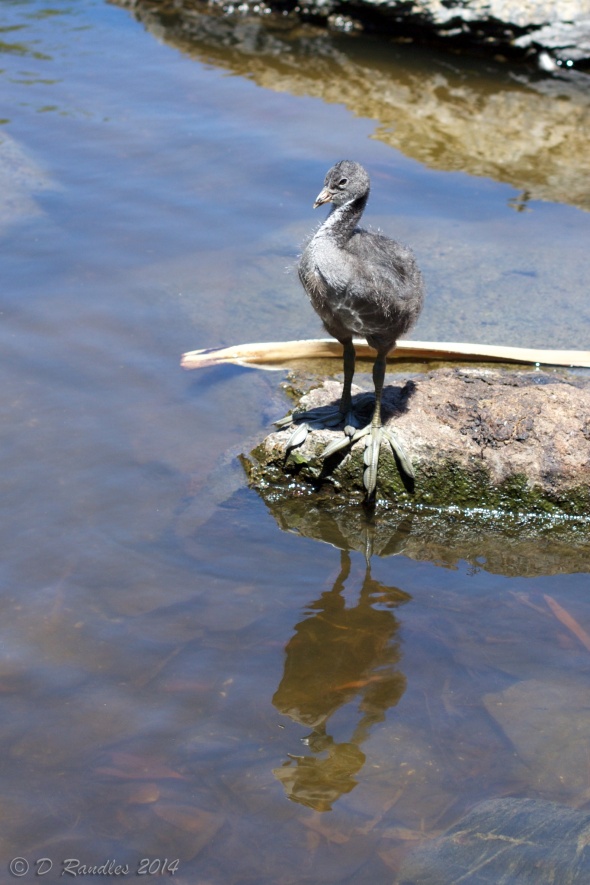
left=313, top=187, right=332, bottom=209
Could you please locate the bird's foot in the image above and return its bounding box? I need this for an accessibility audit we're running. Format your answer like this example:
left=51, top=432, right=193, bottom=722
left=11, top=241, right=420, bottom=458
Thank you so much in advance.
left=322, top=423, right=415, bottom=500
left=274, top=405, right=344, bottom=431
left=275, top=404, right=363, bottom=455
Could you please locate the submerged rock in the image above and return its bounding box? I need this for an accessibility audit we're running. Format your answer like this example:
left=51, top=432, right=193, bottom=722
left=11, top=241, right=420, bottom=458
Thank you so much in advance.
left=244, top=367, right=590, bottom=516
left=483, top=678, right=590, bottom=800
left=398, top=797, right=590, bottom=884
left=0, top=134, right=55, bottom=232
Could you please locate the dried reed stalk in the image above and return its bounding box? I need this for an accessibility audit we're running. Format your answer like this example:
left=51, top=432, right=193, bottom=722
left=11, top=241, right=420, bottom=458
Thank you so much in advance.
left=181, top=338, right=590, bottom=370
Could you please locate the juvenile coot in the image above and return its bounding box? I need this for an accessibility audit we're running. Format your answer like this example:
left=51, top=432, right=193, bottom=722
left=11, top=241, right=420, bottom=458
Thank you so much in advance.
left=278, top=160, right=425, bottom=500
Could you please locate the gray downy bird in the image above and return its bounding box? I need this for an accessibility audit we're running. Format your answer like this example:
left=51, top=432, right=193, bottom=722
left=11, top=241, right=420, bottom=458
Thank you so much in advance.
left=277, top=160, right=425, bottom=501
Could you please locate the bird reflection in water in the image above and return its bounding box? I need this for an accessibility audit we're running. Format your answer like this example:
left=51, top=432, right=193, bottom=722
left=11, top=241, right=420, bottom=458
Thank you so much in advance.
left=272, top=532, right=411, bottom=812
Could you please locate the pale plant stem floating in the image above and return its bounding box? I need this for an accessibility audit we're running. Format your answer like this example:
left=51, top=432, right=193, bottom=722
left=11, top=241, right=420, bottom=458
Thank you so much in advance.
left=181, top=338, right=590, bottom=371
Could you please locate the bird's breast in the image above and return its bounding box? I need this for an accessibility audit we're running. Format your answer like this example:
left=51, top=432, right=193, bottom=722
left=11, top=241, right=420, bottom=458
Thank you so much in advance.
left=301, top=235, right=352, bottom=299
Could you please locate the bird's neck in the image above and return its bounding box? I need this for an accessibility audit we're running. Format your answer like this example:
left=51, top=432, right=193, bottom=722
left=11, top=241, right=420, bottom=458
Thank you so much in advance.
left=318, top=194, right=368, bottom=246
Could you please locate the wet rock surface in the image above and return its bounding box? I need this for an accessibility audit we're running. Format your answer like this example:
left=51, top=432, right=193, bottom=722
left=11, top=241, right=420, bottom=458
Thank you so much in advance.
left=244, top=367, right=590, bottom=516
left=398, top=797, right=590, bottom=884
left=114, top=0, right=590, bottom=69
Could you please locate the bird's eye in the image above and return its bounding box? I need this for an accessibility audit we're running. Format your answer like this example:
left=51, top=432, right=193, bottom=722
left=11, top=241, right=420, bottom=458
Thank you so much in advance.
left=338, top=177, right=348, bottom=187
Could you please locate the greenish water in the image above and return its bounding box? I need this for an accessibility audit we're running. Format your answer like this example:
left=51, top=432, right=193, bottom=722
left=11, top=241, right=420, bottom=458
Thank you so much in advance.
left=1, top=1, right=589, bottom=881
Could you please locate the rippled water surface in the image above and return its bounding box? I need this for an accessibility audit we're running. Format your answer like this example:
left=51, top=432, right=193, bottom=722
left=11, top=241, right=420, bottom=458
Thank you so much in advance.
left=1, top=1, right=590, bottom=881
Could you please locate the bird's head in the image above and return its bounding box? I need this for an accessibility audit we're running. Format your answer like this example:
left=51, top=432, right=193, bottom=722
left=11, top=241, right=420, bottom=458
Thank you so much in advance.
left=313, top=160, right=370, bottom=209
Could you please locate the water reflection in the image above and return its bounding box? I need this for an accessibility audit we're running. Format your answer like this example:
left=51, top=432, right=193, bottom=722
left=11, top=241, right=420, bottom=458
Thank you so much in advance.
left=1, top=0, right=588, bottom=876
left=253, top=489, right=590, bottom=823
left=272, top=548, right=409, bottom=810
left=113, top=0, right=590, bottom=211
left=256, top=487, right=590, bottom=577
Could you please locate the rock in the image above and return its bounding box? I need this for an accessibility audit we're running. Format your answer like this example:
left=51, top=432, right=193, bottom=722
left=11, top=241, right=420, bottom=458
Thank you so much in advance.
left=0, top=134, right=55, bottom=232
left=398, top=797, right=590, bottom=884
left=515, top=15, right=590, bottom=68
left=483, top=678, right=590, bottom=800
left=113, top=0, right=590, bottom=69
left=244, top=367, right=590, bottom=516
left=392, top=0, right=590, bottom=69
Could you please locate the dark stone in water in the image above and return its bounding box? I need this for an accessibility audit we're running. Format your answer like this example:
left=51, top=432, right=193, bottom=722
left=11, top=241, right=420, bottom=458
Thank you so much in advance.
left=398, top=797, right=590, bottom=884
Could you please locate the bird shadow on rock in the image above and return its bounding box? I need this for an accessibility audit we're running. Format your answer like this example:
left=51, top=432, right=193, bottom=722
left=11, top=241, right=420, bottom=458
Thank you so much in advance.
left=382, top=377, right=418, bottom=419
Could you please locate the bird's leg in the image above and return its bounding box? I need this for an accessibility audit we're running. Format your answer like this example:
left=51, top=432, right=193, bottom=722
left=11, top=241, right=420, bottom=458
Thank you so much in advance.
left=361, top=351, right=387, bottom=499
left=339, top=339, right=354, bottom=415
left=362, top=350, right=416, bottom=497
left=323, top=349, right=414, bottom=499
left=275, top=340, right=359, bottom=453
left=320, top=349, right=385, bottom=463
left=339, top=339, right=361, bottom=436
left=371, top=351, right=386, bottom=428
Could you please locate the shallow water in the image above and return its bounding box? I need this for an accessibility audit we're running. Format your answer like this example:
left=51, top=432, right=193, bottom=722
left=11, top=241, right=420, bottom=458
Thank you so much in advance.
left=1, top=0, right=590, bottom=881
